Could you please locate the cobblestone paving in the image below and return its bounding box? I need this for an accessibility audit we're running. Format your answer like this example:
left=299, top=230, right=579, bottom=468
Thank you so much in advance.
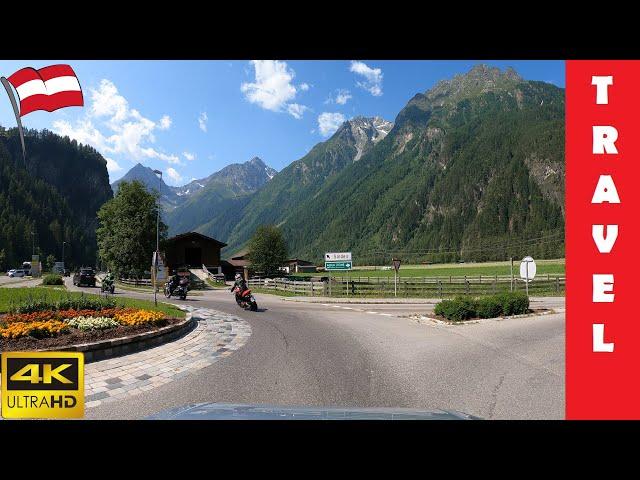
left=84, top=306, right=252, bottom=408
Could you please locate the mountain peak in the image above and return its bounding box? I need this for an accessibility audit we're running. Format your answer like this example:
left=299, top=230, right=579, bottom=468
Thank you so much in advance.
left=334, top=116, right=393, bottom=161
left=426, top=64, right=524, bottom=104
left=247, top=156, right=264, bottom=165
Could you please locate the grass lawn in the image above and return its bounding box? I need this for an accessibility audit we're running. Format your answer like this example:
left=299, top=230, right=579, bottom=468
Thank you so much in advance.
left=293, top=258, right=565, bottom=278
left=0, top=287, right=185, bottom=318
left=39, top=283, right=67, bottom=289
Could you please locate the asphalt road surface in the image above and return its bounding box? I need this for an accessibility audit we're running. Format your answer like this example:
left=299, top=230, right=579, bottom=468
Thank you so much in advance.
left=65, top=279, right=564, bottom=420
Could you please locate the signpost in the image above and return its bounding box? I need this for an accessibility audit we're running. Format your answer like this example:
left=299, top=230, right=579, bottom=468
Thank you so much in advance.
left=392, top=258, right=401, bottom=297
left=325, top=252, right=352, bottom=296
left=519, top=256, right=536, bottom=296
left=30, top=254, right=41, bottom=278
left=324, top=261, right=353, bottom=271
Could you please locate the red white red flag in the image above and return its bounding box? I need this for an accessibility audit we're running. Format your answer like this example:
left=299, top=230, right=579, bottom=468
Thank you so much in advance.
left=6, top=64, right=83, bottom=116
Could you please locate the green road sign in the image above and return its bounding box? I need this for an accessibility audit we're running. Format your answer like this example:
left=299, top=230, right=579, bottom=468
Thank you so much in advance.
left=325, top=261, right=352, bottom=271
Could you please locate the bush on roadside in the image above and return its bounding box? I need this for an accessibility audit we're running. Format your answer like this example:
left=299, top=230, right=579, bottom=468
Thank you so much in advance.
left=476, top=296, right=503, bottom=319
left=435, top=292, right=530, bottom=321
left=496, top=291, right=529, bottom=316
left=434, top=296, right=477, bottom=321
left=42, top=274, right=63, bottom=286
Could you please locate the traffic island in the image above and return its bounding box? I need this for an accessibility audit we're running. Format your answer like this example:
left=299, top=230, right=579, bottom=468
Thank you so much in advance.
left=409, top=308, right=556, bottom=326
left=0, top=316, right=195, bottom=363
left=0, top=291, right=190, bottom=364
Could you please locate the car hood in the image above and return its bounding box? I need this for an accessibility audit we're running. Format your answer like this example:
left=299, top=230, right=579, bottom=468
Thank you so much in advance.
left=146, top=403, right=480, bottom=420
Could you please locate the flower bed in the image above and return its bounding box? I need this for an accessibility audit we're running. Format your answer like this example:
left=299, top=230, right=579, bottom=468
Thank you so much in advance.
left=0, top=306, right=175, bottom=350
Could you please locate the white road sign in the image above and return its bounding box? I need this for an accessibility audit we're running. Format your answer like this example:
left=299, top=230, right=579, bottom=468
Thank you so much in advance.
left=325, top=252, right=352, bottom=262
left=520, top=256, right=536, bottom=282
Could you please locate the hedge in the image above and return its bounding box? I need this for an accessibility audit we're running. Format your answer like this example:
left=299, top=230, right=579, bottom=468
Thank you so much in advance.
left=42, top=274, right=64, bottom=286
left=434, top=292, right=530, bottom=321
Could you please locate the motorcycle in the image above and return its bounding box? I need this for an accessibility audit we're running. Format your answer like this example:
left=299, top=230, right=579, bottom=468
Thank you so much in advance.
left=165, top=278, right=188, bottom=300
left=232, top=285, right=258, bottom=311
left=101, top=276, right=115, bottom=294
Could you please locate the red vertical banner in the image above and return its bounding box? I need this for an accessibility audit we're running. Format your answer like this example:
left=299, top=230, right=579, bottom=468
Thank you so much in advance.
left=566, top=61, right=640, bottom=419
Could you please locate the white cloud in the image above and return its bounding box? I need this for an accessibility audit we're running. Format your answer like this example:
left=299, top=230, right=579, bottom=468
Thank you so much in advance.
left=286, top=103, right=308, bottom=120
left=183, top=151, right=196, bottom=161
left=159, top=115, right=172, bottom=130
left=318, top=112, right=346, bottom=137
left=326, top=89, right=352, bottom=105
left=241, top=60, right=309, bottom=119
left=166, top=167, right=183, bottom=183
left=335, top=89, right=352, bottom=105
left=105, top=157, right=122, bottom=173
left=198, top=112, right=208, bottom=132
left=350, top=61, right=383, bottom=96
left=299, top=83, right=310, bottom=91
left=52, top=79, right=182, bottom=166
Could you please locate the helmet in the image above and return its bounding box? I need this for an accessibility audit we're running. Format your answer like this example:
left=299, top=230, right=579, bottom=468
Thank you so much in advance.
left=235, top=273, right=242, bottom=281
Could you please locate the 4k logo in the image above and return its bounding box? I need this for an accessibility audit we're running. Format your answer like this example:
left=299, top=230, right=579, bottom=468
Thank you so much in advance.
left=1, top=352, right=84, bottom=419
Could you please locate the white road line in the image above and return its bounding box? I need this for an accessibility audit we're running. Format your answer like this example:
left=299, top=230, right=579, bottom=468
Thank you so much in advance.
left=378, top=313, right=394, bottom=317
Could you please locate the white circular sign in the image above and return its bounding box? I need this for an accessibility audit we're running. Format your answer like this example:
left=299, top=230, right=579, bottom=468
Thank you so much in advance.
left=520, top=256, right=536, bottom=282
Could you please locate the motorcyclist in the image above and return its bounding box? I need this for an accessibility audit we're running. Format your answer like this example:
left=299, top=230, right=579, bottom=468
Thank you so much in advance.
left=103, top=270, right=114, bottom=286
left=230, top=273, right=248, bottom=300
left=168, top=271, right=181, bottom=295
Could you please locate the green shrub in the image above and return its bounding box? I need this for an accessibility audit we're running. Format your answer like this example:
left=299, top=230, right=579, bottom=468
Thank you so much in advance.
left=435, top=292, right=530, bottom=321
left=476, top=296, right=503, bottom=318
left=435, top=296, right=477, bottom=321
left=42, top=274, right=63, bottom=286
left=15, top=293, right=116, bottom=314
left=497, top=291, right=529, bottom=316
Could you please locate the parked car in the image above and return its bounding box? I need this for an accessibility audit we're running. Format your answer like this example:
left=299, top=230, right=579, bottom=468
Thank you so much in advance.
left=73, top=268, right=96, bottom=287
left=63, top=268, right=71, bottom=277
left=7, top=269, right=27, bottom=278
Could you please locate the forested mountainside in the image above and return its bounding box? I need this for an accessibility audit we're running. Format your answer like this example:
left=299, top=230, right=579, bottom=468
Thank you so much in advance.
left=225, top=65, right=565, bottom=263
left=0, top=127, right=112, bottom=269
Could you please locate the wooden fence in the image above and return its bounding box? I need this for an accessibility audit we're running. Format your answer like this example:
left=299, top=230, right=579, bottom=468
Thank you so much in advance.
left=248, top=278, right=327, bottom=296
left=249, top=274, right=565, bottom=297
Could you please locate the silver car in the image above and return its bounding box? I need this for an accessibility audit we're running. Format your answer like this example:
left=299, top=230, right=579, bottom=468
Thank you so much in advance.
left=7, top=269, right=26, bottom=278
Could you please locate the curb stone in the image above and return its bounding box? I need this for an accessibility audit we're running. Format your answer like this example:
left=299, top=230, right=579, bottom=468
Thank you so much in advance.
left=408, top=309, right=557, bottom=326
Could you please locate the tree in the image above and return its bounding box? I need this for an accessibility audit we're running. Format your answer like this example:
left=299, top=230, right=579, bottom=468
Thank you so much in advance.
left=247, top=225, right=288, bottom=276
left=0, top=249, right=5, bottom=271
left=96, top=180, right=167, bottom=278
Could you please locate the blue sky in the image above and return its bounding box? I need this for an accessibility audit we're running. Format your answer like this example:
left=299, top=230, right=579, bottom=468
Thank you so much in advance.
left=0, top=60, right=564, bottom=186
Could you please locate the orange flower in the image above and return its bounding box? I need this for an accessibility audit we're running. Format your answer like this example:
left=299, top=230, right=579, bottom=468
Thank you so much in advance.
left=0, top=320, right=69, bottom=339
left=114, top=309, right=164, bottom=326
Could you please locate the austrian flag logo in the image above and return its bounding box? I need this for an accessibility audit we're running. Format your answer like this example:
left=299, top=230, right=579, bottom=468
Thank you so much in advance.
left=1, top=64, right=84, bottom=159
left=6, top=64, right=83, bottom=116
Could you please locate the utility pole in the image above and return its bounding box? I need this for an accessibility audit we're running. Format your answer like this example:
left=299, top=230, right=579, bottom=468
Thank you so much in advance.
left=153, top=169, right=163, bottom=306
left=62, top=241, right=66, bottom=265
left=31, top=231, right=35, bottom=256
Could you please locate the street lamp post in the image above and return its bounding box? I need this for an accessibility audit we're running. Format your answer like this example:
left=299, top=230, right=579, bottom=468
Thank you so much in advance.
left=62, top=241, right=66, bottom=266
left=153, top=170, right=163, bottom=306
left=31, top=231, right=35, bottom=256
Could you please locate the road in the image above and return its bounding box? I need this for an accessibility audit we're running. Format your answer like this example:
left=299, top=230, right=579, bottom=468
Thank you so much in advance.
left=63, top=278, right=565, bottom=420
left=0, top=275, right=43, bottom=288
